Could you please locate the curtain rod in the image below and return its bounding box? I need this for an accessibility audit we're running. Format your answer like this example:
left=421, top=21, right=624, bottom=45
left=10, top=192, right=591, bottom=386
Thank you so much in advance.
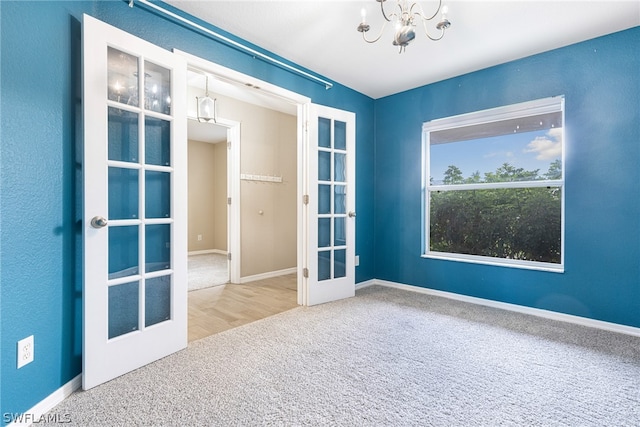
left=128, top=0, right=333, bottom=90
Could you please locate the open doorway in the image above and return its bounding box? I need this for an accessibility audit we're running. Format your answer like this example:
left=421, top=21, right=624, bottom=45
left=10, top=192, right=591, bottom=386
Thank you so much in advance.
left=186, top=68, right=300, bottom=341
left=187, top=119, right=229, bottom=292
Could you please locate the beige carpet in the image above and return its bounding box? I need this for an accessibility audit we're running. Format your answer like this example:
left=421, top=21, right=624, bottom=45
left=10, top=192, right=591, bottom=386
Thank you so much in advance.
left=43, top=285, right=640, bottom=426
left=188, top=253, right=228, bottom=291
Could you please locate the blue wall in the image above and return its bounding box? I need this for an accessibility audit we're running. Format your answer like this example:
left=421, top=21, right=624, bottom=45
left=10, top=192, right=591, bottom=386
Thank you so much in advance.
left=374, top=27, right=640, bottom=328
left=0, top=0, right=374, bottom=421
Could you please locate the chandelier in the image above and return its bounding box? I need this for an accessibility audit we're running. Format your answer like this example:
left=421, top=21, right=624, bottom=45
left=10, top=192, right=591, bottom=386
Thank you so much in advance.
left=196, top=75, right=217, bottom=123
left=357, top=0, right=451, bottom=53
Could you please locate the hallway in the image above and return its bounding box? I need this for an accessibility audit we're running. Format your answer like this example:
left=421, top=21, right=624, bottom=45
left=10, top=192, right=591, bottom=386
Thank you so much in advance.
left=188, top=274, right=298, bottom=342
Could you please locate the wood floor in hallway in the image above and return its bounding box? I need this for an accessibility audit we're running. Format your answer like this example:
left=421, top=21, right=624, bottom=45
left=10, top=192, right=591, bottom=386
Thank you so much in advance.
left=188, top=273, right=298, bottom=342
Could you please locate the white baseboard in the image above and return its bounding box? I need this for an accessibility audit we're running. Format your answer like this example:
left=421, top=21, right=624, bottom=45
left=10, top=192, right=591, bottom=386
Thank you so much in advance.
left=7, top=374, right=81, bottom=427
left=370, top=279, right=640, bottom=338
left=188, top=249, right=227, bottom=256
left=355, top=279, right=376, bottom=290
left=239, top=267, right=297, bottom=284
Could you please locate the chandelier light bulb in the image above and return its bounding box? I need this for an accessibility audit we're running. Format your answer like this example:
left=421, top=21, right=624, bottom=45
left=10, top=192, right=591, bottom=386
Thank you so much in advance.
left=361, top=8, right=367, bottom=23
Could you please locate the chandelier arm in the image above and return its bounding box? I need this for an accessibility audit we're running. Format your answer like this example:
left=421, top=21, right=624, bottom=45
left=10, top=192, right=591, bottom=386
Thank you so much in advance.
left=419, top=17, right=446, bottom=41
left=361, top=20, right=390, bottom=44
left=380, top=0, right=393, bottom=22
left=413, top=0, right=442, bottom=22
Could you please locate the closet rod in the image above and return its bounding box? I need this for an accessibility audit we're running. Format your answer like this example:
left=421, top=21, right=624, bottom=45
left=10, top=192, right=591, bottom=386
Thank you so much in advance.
left=129, top=0, right=334, bottom=90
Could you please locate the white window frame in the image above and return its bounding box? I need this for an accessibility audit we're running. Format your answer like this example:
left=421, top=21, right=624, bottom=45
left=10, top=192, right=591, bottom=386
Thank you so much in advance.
left=422, top=96, right=565, bottom=273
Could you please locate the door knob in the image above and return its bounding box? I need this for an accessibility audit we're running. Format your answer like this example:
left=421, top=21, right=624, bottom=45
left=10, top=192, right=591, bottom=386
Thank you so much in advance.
left=90, top=216, right=108, bottom=229
left=348, top=211, right=356, bottom=218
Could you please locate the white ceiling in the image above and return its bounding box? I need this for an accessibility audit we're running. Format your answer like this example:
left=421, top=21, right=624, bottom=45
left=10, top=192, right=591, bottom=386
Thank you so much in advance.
left=165, top=0, right=639, bottom=99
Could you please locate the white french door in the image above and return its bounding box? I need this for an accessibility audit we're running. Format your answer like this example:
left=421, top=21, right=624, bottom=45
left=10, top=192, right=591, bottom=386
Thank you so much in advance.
left=82, top=15, right=187, bottom=389
left=305, top=104, right=356, bottom=305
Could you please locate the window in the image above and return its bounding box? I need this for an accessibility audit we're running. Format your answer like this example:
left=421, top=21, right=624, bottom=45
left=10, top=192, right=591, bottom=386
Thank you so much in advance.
left=423, top=97, right=564, bottom=272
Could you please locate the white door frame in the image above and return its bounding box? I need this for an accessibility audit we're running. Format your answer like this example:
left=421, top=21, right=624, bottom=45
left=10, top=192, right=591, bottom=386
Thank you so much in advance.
left=226, top=119, right=241, bottom=284
left=186, top=114, right=241, bottom=284
left=176, top=50, right=311, bottom=304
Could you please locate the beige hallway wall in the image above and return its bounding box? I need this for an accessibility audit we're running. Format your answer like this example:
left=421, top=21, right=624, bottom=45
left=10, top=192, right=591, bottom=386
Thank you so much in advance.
left=187, top=87, right=297, bottom=278
left=188, top=138, right=227, bottom=253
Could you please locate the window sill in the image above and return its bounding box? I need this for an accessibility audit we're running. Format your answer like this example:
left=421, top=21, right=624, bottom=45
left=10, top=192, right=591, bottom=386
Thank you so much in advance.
left=422, top=252, right=564, bottom=273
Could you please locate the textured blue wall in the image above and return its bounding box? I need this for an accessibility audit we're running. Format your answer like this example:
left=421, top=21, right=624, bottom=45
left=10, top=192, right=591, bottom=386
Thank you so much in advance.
left=0, top=0, right=374, bottom=421
left=1, top=1, right=87, bottom=422
left=374, top=27, right=640, bottom=328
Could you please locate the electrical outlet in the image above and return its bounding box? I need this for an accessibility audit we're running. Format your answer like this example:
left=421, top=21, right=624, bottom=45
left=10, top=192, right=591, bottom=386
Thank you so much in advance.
left=355, top=255, right=360, bottom=267
left=197, top=234, right=203, bottom=241
left=17, top=335, right=34, bottom=369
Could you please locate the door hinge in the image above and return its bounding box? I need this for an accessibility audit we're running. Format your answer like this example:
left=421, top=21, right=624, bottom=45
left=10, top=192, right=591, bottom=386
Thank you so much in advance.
left=227, top=253, right=232, bottom=261
left=227, top=141, right=231, bottom=149
left=227, top=197, right=232, bottom=205
left=303, top=267, right=309, bottom=278
left=303, top=195, right=309, bottom=205
left=304, top=120, right=309, bottom=133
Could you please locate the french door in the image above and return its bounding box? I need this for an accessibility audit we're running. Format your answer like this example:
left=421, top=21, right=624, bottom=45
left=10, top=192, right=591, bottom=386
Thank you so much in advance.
left=305, top=104, right=356, bottom=305
left=82, top=15, right=187, bottom=389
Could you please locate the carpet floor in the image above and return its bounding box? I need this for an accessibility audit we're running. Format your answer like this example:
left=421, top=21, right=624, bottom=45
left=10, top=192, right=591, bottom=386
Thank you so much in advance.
left=45, top=285, right=640, bottom=426
left=188, top=253, right=228, bottom=291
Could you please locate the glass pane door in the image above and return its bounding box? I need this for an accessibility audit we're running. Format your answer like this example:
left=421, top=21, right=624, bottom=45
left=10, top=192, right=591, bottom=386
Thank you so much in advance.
left=317, top=117, right=348, bottom=281
left=106, top=47, right=174, bottom=339
left=83, top=14, right=187, bottom=390
left=306, top=104, right=356, bottom=306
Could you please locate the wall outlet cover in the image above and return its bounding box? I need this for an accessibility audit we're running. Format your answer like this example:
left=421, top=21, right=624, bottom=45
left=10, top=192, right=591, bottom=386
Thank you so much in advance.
left=17, top=335, right=34, bottom=369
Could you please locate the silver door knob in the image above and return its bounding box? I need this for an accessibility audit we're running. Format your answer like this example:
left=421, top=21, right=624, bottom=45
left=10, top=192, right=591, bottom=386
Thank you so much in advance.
left=348, top=211, right=356, bottom=218
left=90, top=216, right=108, bottom=229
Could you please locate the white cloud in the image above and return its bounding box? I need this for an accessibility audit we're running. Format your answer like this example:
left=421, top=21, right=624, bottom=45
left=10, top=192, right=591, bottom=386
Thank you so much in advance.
left=525, top=129, right=562, bottom=160
left=484, top=150, right=514, bottom=159
left=547, top=127, right=563, bottom=142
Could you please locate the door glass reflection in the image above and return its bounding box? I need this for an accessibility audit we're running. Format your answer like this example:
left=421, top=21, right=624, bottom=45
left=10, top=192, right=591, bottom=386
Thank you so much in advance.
left=107, top=47, right=139, bottom=107
left=145, top=117, right=170, bottom=166
left=108, top=226, right=139, bottom=279
left=334, top=120, right=346, bottom=150
left=318, top=250, right=331, bottom=281
left=108, top=167, right=139, bottom=220
left=108, top=108, right=138, bottom=163
left=146, top=224, right=170, bottom=273
left=108, top=281, right=139, bottom=339
left=318, top=117, right=331, bottom=148
left=144, top=61, right=171, bottom=115
left=145, top=275, right=171, bottom=327
left=334, top=249, right=346, bottom=278
left=145, top=171, right=170, bottom=218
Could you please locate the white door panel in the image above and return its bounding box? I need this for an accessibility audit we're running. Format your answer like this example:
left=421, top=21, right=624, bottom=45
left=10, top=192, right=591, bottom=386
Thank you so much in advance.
left=305, top=104, right=356, bottom=306
left=82, top=14, right=187, bottom=389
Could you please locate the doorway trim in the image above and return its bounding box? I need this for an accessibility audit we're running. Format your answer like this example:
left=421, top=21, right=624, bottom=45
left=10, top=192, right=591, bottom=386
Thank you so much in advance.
left=176, top=49, right=311, bottom=305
